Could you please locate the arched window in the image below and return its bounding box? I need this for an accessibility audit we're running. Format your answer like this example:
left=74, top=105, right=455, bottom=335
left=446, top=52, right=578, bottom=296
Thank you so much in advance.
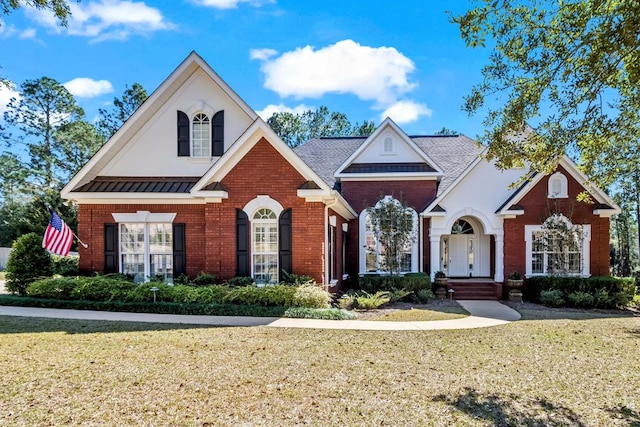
left=359, top=197, right=418, bottom=274
left=192, top=113, right=210, bottom=157
left=451, top=219, right=474, bottom=234
left=252, top=208, right=278, bottom=283
left=548, top=172, right=568, bottom=198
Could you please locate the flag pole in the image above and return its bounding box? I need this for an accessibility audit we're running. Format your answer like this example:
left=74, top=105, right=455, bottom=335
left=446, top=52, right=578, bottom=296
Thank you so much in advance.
left=73, top=231, right=89, bottom=249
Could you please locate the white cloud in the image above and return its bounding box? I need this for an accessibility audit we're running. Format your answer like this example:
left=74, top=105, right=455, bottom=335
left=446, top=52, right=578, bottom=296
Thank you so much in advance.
left=380, top=100, right=432, bottom=125
left=249, top=48, right=278, bottom=61
left=256, top=103, right=314, bottom=120
left=19, top=28, right=37, bottom=39
left=190, top=0, right=274, bottom=9
left=64, top=78, right=114, bottom=98
left=0, top=83, right=20, bottom=118
left=26, top=0, right=174, bottom=42
left=252, top=39, right=417, bottom=107
left=0, top=19, right=18, bottom=38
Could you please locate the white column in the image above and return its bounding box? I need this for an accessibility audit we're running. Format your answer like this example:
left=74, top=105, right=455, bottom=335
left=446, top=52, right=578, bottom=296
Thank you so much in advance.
left=494, top=233, right=504, bottom=282
left=429, top=234, right=441, bottom=280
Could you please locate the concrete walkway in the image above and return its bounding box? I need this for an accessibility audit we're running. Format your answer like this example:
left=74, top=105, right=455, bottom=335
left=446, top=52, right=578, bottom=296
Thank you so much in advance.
left=0, top=300, right=521, bottom=331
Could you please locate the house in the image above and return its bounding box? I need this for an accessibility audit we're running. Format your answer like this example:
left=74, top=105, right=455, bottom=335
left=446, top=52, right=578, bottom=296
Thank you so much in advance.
left=61, top=52, right=620, bottom=295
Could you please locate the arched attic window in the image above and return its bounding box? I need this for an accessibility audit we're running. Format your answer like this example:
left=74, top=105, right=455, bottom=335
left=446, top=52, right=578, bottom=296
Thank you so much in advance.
left=192, top=113, right=211, bottom=157
left=548, top=172, right=568, bottom=198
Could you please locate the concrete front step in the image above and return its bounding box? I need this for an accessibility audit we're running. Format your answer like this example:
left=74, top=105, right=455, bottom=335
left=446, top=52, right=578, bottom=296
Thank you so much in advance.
left=446, top=282, right=499, bottom=301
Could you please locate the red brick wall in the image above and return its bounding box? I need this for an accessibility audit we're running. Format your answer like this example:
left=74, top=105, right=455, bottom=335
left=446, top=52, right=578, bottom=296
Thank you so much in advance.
left=341, top=180, right=437, bottom=277
left=341, top=180, right=437, bottom=214
left=77, top=137, right=333, bottom=283
left=77, top=203, right=206, bottom=278
left=503, top=165, right=611, bottom=278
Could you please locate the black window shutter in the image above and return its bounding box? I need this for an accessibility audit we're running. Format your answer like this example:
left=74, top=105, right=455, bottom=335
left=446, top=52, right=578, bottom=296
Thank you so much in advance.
left=212, top=110, right=224, bottom=156
left=177, top=110, right=190, bottom=156
left=173, top=223, right=186, bottom=277
left=279, top=208, right=292, bottom=281
left=104, top=223, right=118, bottom=273
left=236, top=209, right=250, bottom=277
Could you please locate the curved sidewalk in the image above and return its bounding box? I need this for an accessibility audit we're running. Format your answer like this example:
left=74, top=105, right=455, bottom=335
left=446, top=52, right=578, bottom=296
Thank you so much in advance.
left=0, top=300, right=520, bottom=331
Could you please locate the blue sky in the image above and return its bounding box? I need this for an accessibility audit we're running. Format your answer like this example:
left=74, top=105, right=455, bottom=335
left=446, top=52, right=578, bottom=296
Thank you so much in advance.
left=0, top=0, right=493, bottom=138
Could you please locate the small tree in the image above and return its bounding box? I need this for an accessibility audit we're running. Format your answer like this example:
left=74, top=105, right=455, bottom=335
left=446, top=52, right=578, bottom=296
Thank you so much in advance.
left=5, top=233, right=53, bottom=295
left=366, top=196, right=416, bottom=275
left=540, top=214, right=585, bottom=276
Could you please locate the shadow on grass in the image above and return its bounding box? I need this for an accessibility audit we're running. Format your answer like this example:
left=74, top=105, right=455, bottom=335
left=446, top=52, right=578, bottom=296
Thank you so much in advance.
left=605, top=405, right=640, bottom=426
left=0, top=315, right=225, bottom=335
left=505, top=302, right=638, bottom=322
left=434, top=387, right=587, bottom=426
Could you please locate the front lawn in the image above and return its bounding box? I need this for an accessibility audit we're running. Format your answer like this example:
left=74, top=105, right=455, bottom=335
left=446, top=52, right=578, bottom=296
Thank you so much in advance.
left=1, top=308, right=638, bottom=426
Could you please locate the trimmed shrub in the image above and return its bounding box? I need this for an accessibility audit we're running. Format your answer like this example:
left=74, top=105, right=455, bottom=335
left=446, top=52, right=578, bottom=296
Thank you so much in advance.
left=225, top=276, right=254, bottom=287
left=292, top=284, right=331, bottom=308
left=524, top=275, right=635, bottom=308
left=567, top=291, right=596, bottom=308
left=539, top=289, right=565, bottom=307
left=357, top=273, right=430, bottom=294
left=191, top=272, right=217, bottom=287
left=5, top=233, right=53, bottom=295
left=284, top=307, right=356, bottom=320
left=193, top=285, right=231, bottom=304
left=52, top=255, right=79, bottom=276
left=223, top=284, right=297, bottom=307
left=630, top=295, right=640, bottom=309
left=27, top=277, right=78, bottom=300
left=281, top=271, right=315, bottom=285
left=0, top=295, right=286, bottom=317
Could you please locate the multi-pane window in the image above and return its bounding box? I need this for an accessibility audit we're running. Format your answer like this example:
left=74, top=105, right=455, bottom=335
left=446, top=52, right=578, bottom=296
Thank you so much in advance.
left=252, top=208, right=278, bottom=284
left=526, top=218, right=588, bottom=276
left=192, top=113, right=210, bottom=157
left=364, top=213, right=414, bottom=274
left=532, top=231, right=581, bottom=274
left=120, top=223, right=173, bottom=282
left=328, top=225, right=338, bottom=281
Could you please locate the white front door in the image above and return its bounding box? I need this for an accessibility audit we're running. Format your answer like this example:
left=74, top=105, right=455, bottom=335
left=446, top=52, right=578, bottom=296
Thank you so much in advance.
left=449, top=235, right=471, bottom=277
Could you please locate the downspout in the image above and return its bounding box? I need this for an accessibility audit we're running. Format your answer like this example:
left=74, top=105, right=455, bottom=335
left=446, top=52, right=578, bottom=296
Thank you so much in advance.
left=419, top=214, right=424, bottom=273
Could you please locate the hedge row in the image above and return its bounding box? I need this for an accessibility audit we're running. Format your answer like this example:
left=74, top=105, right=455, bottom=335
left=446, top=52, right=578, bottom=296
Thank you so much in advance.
left=22, top=276, right=331, bottom=309
left=524, top=276, right=636, bottom=308
left=0, top=295, right=286, bottom=317
left=356, top=272, right=430, bottom=293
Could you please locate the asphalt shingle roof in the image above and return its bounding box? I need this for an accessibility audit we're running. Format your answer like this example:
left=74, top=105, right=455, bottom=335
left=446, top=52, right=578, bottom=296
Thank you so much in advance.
left=293, top=135, right=485, bottom=196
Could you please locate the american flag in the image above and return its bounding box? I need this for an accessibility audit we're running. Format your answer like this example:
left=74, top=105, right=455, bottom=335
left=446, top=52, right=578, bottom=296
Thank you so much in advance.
left=42, top=211, right=74, bottom=256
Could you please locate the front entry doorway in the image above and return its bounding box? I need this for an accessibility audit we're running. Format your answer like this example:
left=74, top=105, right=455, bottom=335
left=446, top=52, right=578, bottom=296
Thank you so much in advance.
left=441, top=218, right=486, bottom=278
left=448, top=234, right=473, bottom=277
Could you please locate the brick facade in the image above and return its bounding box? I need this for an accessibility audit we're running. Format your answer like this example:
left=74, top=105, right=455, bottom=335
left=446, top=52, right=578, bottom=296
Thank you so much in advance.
left=503, top=165, right=611, bottom=278
left=78, top=138, right=331, bottom=283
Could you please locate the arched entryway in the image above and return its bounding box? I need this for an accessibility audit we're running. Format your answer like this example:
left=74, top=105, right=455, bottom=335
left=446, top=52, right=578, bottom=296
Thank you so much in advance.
left=441, top=217, right=491, bottom=278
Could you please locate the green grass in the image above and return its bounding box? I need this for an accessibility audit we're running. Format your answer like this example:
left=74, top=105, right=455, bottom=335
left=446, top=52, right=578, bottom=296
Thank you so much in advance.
left=1, top=309, right=639, bottom=426
left=368, top=305, right=469, bottom=321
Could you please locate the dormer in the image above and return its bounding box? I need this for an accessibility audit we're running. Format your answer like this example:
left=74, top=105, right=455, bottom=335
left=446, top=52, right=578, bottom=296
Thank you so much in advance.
left=335, top=117, right=443, bottom=181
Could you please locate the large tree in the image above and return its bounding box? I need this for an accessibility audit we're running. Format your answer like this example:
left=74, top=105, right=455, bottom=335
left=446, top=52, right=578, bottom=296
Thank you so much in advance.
left=451, top=0, right=640, bottom=183
left=267, top=106, right=375, bottom=147
left=1, top=0, right=74, bottom=25
left=97, top=82, right=148, bottom=139
left=2, top=76, right=84, bottom=189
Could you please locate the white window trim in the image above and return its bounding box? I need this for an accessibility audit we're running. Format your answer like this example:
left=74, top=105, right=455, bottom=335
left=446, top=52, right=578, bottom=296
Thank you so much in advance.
left=243, top=195, right=283, bottom=218
left=191, top=112, right=211, bottom=158
left=112, top=211, right=176, bottom=223
left=251, top=208, right=279, bottom=284
left=358, top=197, right=418, bottom=274
left=380, top=132, right=397, bottom=156
left=548, top=172, right=568, bottom=198
left=524, top=223, right=591, bottom=277
left=118, top=222, right=174, bottom=282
